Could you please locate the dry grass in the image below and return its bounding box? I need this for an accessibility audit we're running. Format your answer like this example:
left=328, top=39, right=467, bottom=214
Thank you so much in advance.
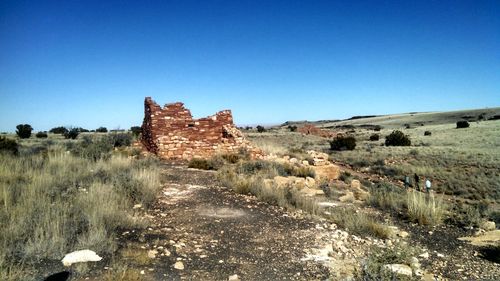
left=218, top=160, right=391, bottom=238
left=407, top=191, right=447, bottom=225
left=0, top=138, right=161, bottom=277
left=100, top=265, right=149, bottom=281
left=120, top=246, right=151, bottom=266
left=243, top=120, right=497, bottom=224
left=328, top=208, right=392, bottom=239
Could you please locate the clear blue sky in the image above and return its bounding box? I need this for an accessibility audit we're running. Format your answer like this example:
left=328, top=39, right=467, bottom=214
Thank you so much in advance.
left=1, top=0, right=498, bottom=132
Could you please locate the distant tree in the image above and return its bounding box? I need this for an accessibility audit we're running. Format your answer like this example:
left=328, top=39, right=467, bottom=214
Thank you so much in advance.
left=288, top=125, right=298, bottom=132
left=49, top=126, right=69, bottom=134
left=245, top=126, right=253, bottom=130
left=456, top=121, right=470, bottom=129
left=77, top=127, right=90, bottom=133
left=385, top=130, right=411, bottom=146
left=36, top=132, right=48, bottom=138
left=130, top=126, right=142, bottom=137
left=96, top=127, right=108, bottom=133
left=256, top=125, right=266, bottom=133
left=64, top=128, right=80, bottom=139
left=16, top=124, right=33, bottom=139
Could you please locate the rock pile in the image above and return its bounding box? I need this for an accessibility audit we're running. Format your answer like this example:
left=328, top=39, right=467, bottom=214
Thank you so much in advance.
left=297, top=124, right=337, bottom=138
left=262, top=150, right=342, bottom=197
left=140, top=97, right=262, bottom=160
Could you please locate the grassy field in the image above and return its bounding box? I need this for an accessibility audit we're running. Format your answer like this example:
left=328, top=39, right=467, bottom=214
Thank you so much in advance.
left=246, top=115, right=500, bottom=224
left=0, top=134, right=161, bottom=280
left=288, top=107, right=500, bottom=129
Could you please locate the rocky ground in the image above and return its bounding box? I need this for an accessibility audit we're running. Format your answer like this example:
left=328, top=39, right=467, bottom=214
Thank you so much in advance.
left=70, top=162, right=499, bottom=281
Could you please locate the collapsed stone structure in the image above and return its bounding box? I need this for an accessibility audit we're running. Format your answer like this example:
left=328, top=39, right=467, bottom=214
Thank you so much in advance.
left=140, top=97, right=262, bottom=160
left=297, top=124, right=337, bottom=138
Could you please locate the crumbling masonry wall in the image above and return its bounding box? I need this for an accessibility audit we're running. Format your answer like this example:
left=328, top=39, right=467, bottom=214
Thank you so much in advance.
left=141, top=97, right=263, bottom=160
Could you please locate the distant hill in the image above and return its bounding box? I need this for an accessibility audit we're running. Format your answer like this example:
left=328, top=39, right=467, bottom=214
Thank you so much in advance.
left=281, top=107, right=500, bottom=129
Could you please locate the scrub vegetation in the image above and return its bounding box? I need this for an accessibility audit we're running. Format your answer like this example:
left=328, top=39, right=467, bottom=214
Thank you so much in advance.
left=0, top=134, right=161, bottom=280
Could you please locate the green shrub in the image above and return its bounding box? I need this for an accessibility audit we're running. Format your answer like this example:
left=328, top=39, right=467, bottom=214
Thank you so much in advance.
left=256, top=125, right=266, bottom=133
left=96, top=127, right=108, bottom=133
left=130, top=126, right=142, bottom=137
left=49, top=126, right=68, bottom=134
left=369, top=134, right=380, bottom=141
left=110, top=133, right=132, bottom=147
left=424, top=131, right=432, bottom=136
left=287, top=125, right=297, bottom=132
left=360, top=242, right=417, bottom=280
left=72, top=136, right=113, bottom=161
left=15, top=124, right=32, bottom=139
left=385, top=130, right=411, bottom=146
left=64, top=128, right=80, bottom=139
left=329, top=135, right=356, bottom=151
left=456, top=121, right=470, bottom=128
left=0, top=137, right=18, bottom=155
left=35, top=132, right=48, bottom=138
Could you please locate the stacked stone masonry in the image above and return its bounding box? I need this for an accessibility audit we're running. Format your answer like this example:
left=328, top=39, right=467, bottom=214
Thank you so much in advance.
left=297, top=124, right=337, bottom=138
left=141, top=97, right=263, bottom=160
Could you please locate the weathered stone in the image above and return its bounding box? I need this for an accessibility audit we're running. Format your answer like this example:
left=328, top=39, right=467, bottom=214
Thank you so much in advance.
left=350, top=179, right=361, bottom=189
left=301, top=188, right=324, bottom=197
left=61, top=249, right=102, bottom=267
left=228, top=274, right=240, bottom=281
left=419, top=252, right=429, bottom=259
left=273, top=176, right=291, bottom=188
left=480, top=221, right=496, bottom=231
left=339, top=191, right=355, bottom=203
left=174, top=261, right=185, bottom=270
left=312, top=164, right=340, bottom=181
left=305, top=177, right=316, bottom=188
left=298, top=125, right=336, bottom=138
left=140, top=97, right=263, bottom=160
left=147, top=249, right=158, bottom=259
left=381, top=264, right=413, bottom=278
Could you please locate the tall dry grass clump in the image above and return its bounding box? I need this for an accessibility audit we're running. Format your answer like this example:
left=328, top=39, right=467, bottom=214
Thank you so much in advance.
left=407, top=191, right=447, bottom=225
left=0, top=144, right=161, bottom=276
left=217, top=160, right=318, bottom=215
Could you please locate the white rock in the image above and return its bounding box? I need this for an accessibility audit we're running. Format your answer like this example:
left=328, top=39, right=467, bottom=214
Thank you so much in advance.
left=228, top=274, right=240, bottom=281
left=398, top=231, right=409, bottom=238
left=147, top=250, right=158, bottom=259
left=62, top=249, right=102, bottom=266
left=382, top=264, right=413, bottom=277
left=174, top=261, right=184, bottom=270
left=480, top=221, right=496, bottom=231
left=419, top=252, right=429, bottom=259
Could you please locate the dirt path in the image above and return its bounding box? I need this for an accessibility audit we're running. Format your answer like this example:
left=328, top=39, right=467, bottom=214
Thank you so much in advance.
left=133, top=164, right=332, bottom=280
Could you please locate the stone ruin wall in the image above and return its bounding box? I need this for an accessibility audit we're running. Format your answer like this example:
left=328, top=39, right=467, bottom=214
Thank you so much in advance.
left=141, top=97, right=263, bottom=160
left=297, top=124, right=337, bottom=138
